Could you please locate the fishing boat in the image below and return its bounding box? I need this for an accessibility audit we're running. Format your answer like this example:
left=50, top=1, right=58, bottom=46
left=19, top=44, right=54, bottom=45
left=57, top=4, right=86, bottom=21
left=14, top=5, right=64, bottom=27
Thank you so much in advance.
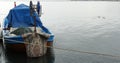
left=1, top=1, right=54, bottom=57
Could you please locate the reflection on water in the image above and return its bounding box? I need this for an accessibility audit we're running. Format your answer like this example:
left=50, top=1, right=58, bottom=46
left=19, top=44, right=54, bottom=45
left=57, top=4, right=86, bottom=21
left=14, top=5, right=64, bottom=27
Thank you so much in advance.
left=1, top=46, right=55, bottom=63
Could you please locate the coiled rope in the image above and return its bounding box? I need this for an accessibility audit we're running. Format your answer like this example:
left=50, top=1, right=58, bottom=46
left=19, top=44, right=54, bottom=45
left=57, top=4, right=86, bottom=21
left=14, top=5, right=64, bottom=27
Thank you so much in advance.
left=2, top=38, right=120, bottom=58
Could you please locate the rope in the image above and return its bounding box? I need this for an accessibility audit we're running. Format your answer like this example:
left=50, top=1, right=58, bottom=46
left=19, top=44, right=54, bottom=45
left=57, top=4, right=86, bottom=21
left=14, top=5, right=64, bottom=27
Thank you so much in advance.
left=2, top=38, right=120, bottom=58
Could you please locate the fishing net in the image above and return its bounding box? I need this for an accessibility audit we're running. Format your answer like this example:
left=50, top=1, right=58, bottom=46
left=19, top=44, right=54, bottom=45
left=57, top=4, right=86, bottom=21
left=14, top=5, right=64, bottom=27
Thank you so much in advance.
left=10, top=27, right=33, bottom=35
left=10, top=27, right=50, bottom=57
left=24, top=33, right=49, bottom=57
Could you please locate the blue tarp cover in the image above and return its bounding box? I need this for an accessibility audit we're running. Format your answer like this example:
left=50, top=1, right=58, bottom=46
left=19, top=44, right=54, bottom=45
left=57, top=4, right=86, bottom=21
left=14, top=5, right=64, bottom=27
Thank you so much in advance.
left=3, top=4, right=54, bottom=42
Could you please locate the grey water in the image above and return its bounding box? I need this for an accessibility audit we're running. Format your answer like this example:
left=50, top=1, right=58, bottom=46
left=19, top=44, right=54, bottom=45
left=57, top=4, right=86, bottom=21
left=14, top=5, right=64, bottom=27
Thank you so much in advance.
left=1, top=1, right=120, bottom=63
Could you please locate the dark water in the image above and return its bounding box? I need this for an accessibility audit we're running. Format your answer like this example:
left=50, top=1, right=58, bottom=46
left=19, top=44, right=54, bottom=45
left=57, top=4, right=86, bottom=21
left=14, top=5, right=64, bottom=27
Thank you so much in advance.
left=0, top=44, right=55, bottom=63
left=1, top=1, right=120, bottom=63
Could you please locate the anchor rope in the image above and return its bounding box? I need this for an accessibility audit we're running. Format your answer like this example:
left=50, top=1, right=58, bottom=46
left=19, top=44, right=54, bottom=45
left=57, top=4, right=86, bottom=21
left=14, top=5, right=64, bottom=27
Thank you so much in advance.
left=1, top=38, right=120, bottom=58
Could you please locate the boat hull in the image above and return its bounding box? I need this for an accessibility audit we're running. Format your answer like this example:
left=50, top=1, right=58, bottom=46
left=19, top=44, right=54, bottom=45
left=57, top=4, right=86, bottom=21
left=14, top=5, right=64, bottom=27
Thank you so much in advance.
left=5, top=41, right=53, bottom=53
left=5, top=43, right=26, bottom=52
left=3, top=33, right=53, bottom=53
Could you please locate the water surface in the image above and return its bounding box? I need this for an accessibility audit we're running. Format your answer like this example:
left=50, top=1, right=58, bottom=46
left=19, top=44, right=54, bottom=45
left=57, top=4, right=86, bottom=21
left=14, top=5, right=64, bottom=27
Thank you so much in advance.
left=1, top=1, right=120, bottom=63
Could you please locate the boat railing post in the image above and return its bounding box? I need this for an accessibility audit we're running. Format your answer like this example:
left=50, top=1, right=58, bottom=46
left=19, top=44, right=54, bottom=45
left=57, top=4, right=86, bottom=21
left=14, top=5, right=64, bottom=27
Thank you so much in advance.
left=29, top=1, right=37, bottom=34
left=14, top=2, right=16, bottom=7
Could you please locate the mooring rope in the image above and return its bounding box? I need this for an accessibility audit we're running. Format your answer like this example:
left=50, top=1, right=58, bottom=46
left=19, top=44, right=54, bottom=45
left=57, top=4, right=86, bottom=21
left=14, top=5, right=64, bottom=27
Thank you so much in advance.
left=2, top=38, right=120, bottom=58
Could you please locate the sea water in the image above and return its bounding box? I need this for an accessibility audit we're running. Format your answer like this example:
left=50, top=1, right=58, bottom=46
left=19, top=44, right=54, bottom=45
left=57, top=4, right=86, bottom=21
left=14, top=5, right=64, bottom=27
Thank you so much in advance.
left=0, top=1, right=120, bottom=63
